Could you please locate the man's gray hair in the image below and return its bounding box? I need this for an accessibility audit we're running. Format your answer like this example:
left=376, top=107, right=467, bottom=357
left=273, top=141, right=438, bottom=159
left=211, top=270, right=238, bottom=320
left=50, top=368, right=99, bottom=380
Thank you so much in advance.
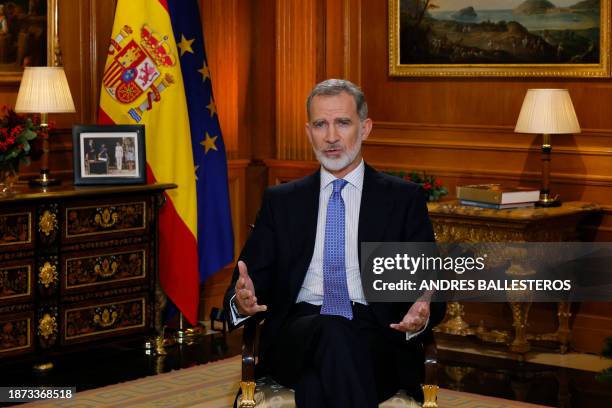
left=306, top=79, right=368, bottom=121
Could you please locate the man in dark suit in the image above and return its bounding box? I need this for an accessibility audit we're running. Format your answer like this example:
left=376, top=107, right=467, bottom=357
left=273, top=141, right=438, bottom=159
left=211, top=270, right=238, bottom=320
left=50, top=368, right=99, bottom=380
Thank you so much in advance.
left=225, top=79, right=445, bottom=407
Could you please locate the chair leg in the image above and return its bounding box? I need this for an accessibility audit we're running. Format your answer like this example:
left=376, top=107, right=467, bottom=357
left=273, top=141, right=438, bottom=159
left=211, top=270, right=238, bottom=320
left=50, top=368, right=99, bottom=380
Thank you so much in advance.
left=421, top=384, right=439, bottom=408
left=238, top=381, right=256, bottom=408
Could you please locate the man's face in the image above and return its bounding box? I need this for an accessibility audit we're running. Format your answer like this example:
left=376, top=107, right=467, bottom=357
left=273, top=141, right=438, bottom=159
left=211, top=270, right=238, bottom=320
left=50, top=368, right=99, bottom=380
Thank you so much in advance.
left=305, top=92, right=372, bottom=178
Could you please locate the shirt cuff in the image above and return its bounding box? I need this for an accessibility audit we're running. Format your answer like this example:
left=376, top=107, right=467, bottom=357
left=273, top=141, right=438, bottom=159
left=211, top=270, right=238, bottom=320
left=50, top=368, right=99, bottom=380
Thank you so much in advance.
left=405, top=317, right=429, bottom=341
left=229, top=294, right=251, bottom=326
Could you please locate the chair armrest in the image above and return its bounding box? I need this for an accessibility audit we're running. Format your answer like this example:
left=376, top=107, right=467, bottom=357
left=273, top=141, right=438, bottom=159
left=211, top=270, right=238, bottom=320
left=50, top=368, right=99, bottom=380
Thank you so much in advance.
left=423, top=330, right=438, bottom=385
left=239, top=319, right=258, bottom=408
left=242, top=318, right=257, bottom=382
left=238, top=223, right=259, bottom=408
left=421, top=330, right=439, bottom=408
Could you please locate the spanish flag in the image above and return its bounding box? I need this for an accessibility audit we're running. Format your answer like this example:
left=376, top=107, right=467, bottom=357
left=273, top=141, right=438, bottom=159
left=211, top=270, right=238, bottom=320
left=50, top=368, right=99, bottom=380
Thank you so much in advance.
left=99, top=0, right=233, bottom=325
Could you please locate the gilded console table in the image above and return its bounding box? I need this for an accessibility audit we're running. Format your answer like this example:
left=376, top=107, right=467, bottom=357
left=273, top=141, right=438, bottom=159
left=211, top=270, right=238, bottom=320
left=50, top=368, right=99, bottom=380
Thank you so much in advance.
left=0, top=183, right=175, bottom=368
left=427, top=200, right=599, bottom=354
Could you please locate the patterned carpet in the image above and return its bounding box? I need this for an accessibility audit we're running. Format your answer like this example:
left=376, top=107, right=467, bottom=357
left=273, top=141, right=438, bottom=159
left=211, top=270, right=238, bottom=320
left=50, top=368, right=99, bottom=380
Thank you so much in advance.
left=23, top=355, right=549, bottom=408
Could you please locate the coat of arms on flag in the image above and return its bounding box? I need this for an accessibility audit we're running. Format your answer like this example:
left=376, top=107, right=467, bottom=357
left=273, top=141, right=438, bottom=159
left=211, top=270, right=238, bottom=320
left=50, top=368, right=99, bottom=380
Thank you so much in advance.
left=103, top=24, right=176, bottom=123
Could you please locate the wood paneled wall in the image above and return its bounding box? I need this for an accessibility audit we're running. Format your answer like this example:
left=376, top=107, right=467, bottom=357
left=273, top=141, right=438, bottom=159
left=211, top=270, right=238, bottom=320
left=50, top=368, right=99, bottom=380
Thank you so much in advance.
left=258, top=0, right=612, bottom=353
left=357, top=2, right=612, bottom=243
left=266, top=0, right=612, bottom=224
left=0, top=0, right=609, bottom=351
left=275, top=0, right=319, bottom=161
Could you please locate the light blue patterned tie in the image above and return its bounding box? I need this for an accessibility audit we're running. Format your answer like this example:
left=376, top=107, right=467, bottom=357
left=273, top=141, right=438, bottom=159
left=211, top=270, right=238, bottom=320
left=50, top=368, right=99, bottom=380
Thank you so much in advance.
left=320, top=179, right=353, bottom=320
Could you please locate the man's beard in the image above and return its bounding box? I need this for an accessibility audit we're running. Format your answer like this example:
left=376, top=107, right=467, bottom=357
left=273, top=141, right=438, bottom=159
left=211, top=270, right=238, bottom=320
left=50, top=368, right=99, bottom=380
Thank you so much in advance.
left=313, top=136, right=363, bottom=173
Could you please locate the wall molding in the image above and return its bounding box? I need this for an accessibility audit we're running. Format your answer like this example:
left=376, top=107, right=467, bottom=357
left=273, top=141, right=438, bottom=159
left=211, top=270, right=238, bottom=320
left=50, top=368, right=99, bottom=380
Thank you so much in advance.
left=373, top=121, right=612, bottom=138
left=367, top=138, right=612, bottom=158
left=571, top=312, right=612, bottom=353
left=265, top=158, right=612, bottom=187
left=369, top=122, right=612, bottom=158
left=369, top=162, right=612, bottom=187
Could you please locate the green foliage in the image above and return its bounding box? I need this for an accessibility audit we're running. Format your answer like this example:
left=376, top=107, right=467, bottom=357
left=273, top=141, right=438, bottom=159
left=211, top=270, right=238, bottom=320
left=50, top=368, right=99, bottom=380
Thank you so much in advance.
left=384, top=170, right=448, bottom=202
left=0, top=108, right=41, bottom=168
left=597, top=336, right=612, bottom=382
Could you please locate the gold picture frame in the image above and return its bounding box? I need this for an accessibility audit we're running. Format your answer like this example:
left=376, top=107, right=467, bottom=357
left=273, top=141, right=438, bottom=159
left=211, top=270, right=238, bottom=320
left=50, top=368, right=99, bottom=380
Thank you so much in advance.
left=389, top=0, right=611, bottom=77
left=0, top=0, right=59, bottom=84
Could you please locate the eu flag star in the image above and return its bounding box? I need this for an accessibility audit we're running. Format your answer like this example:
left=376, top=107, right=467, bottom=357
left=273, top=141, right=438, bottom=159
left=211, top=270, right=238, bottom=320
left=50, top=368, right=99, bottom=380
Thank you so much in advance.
left=200, top=133, right=218, bottom=154
left=198, top=61, right=210, bottom=82
left=206, top=99, right=217, bottom=118
left=177, top=34, right=195, bottom=56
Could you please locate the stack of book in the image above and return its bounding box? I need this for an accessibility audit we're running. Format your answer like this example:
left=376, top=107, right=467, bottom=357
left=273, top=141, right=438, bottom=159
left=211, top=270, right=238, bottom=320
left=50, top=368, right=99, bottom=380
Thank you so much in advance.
left=456, top=184, right=539, bottom=209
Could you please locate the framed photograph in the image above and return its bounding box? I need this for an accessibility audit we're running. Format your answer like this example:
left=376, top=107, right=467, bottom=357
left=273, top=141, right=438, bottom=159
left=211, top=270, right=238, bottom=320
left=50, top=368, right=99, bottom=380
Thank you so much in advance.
left=0, top=0, right=58, bottom=83
left=389, top=0, right=610, bottom=77
left=72, top=124, right=146, bottom=185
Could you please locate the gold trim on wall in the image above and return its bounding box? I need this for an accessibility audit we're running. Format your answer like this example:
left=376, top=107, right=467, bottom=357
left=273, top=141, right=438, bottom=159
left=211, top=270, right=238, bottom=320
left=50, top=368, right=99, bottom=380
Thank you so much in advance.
left=49, top=0, right=61, bottom=67
left=388, top=0, right=611, bottom=77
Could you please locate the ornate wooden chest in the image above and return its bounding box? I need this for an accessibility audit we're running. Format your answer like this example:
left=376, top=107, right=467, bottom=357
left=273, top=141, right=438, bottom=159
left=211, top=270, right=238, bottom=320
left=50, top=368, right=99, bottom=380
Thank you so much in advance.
left=0, top=183, right=174, bottom=365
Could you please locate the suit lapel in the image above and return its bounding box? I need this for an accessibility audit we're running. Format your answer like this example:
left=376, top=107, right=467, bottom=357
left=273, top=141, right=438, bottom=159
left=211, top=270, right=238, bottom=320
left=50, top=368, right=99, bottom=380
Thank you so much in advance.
left=288, top=170, right=320, bottom=299
left=358, top=164, right=394, bottom=264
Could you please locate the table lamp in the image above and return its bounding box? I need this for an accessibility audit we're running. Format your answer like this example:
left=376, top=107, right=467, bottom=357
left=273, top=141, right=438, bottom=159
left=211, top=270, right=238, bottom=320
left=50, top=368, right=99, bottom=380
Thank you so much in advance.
left=514, top=89, right=580, bottom=207
left=15, top=66, right=76, bottom=187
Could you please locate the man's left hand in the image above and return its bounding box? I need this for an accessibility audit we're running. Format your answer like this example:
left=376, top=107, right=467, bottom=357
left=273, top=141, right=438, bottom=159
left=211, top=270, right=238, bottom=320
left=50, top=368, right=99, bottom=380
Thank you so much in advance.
left=390, top=301, right=430, bottom=333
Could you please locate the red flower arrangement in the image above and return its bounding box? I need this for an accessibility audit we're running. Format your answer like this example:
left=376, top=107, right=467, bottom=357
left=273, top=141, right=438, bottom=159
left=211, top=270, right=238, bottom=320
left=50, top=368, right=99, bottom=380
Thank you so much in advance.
left=385, top=170, right=449, bottom=202
left=0, top=106, right=42, bottom=171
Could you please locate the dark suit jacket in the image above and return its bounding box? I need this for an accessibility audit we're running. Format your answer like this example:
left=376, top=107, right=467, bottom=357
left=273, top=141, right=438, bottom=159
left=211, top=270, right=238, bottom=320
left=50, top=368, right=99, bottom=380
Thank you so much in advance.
left=224, top=163, right=446, bottom=363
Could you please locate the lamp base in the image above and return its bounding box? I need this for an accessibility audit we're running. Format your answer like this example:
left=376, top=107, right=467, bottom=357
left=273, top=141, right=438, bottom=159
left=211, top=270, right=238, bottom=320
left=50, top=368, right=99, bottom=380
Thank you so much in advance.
left=29, top=169, right=61, bottom=187
left=536, top=192, right=561, bottom=207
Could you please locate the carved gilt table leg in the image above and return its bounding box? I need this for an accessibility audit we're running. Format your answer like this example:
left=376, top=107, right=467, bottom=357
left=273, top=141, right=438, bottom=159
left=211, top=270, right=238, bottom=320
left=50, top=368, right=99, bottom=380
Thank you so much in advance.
left=555, top=301, right=572, bottom=353
left=509, top=302, right=531, bottom=353
left=435, top=302, right=474, bottom=336
left=533, top=301, right=572, bottom=353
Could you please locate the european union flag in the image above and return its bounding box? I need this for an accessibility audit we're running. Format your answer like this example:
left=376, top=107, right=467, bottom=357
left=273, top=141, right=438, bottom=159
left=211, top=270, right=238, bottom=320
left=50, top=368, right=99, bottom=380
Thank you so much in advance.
left=167, top=0, right=234, bottom=284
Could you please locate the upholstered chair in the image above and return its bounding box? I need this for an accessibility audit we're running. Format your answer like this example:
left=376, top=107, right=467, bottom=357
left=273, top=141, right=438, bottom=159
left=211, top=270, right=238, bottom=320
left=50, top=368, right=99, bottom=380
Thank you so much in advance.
left=236, top=318, right=439, bottom=408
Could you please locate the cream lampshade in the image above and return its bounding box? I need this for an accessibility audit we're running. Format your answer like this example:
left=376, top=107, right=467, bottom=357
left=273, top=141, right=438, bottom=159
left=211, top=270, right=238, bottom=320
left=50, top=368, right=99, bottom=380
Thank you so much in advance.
left=515, top=89, right=580, bottom=207
left=15, top=67, right=76, bottom=186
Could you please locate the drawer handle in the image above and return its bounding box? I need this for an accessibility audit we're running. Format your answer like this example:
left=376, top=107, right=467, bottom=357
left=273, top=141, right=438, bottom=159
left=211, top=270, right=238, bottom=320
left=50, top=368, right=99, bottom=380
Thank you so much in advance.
left=38, top=211, right=58, bottom=236
left=94, top=208, right=119, bottom=228
left=93, top=307, right=118, bottom=328
left=39, top=262, right=58, bottom=288
left=93, top=257, right=119, bottom=278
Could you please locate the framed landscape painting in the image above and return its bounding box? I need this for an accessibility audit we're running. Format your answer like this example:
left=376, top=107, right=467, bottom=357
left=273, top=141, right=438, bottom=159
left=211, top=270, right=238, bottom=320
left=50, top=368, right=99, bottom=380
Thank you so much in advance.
left=389, top=0, right=611, bottom=77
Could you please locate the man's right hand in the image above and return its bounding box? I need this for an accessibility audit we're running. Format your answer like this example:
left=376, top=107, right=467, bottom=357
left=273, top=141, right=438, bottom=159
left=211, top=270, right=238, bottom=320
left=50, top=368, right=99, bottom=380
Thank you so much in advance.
left=234, top=260, right=268, bottom=316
